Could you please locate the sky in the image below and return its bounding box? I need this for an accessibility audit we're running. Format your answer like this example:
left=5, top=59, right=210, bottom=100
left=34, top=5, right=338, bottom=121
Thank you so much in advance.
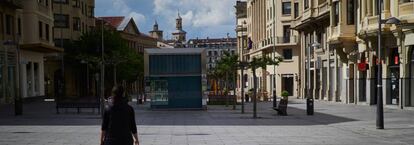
left=95, top=0, right=238, bottom=40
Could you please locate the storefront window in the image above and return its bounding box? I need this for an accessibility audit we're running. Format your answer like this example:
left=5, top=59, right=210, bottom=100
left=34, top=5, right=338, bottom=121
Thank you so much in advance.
left=408, top=47, right=414, bottom=106
left=149, top=80, right=168, bottom=105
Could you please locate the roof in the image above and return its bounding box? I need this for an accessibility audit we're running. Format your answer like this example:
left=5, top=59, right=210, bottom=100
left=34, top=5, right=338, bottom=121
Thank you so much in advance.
left=188, top=38, right=237, bottom=44
left=98, top=16, right=125, bottom=30
left=98, top=16, right=137, bottom=31
left=99, top=16, right=157, bottom=41
left=173, top=29, right=187, bottom=34
left=145, top=48, right=205, bottom=55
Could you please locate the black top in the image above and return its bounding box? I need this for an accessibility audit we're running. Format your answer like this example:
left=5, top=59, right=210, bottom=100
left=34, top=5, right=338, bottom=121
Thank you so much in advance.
left=101, top=102, right=137, bottom=143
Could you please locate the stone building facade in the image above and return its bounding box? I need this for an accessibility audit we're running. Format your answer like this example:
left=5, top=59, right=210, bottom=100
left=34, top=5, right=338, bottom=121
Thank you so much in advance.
left=237, top=0, right=414, bottom=110
left=49, top=0, right=95, bottom=98
left=237, top=0, right=301, bottom=100
left=187, top=37, right=237, bottom=71
left=1, top=0, right=65, bottom=103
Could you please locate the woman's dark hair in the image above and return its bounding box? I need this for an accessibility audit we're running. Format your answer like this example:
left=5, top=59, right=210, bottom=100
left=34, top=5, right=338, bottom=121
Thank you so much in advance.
left=112, top=85, right=125, bottom=104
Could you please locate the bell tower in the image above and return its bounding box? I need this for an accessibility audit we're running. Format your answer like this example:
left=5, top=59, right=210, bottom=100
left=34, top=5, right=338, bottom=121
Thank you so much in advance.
left=172, top=11, right=187, bottom=43
left=149, top=20, right=163, bottom=40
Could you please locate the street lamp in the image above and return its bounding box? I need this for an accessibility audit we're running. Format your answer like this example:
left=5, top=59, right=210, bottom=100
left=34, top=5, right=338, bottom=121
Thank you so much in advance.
left=376, top=13, right=404, bottom=129
left=100, top=18, right=105, bottom=117
left=240, top=20, right=247, bottom=114
left=3, top=38, right=22, bottom=116
left=306, top=42, right=320, bottom=116
left=80, top=60, right=89, bottom=96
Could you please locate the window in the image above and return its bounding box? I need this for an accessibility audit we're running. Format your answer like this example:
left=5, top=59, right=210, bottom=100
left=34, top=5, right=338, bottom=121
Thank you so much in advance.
left=208, top=51, right=212, bottom=56
left=333, top=1, right=339, bottom=26
left=72, top=17, right=81, bottom=31
left=294, top=2, right=299, bottom=18
left=89, top=6, right=94, bottom=17
left=317, top=32, right=323, bottom=49
left=54, top=14, right=69, bottom=28
left=282, top=2, right=291, bottom=15
left=82, top=22, right=85, bottom=33
left=45, top=24, right=50, bottom=41
left=283, top=49, right=293, bottom=60
left=5, top=15, right=12, bottom=35
left=283, top=25, right=290, bottom=43
left=53, top=0, right=68, bottom=3
left=17, top=18, right=21, bottom=35
left=39, top=21, right=43, bottom=38
left=347, top=0, right=355, bottom=25
left=46, top=0, right=49, bottom=6
left=73, top=0, right=80, bottom=7
left=81, top=2, right=84, bottom=14
left=304, top=0, right=309, bottom=10
left=400, top=0, right=414, bottom=3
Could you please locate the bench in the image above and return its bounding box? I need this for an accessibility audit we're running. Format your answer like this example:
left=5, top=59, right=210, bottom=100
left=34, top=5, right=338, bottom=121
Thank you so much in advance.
left=273, top=99, right=288, bottom=116
left=56, top=97, right=101, bottom=114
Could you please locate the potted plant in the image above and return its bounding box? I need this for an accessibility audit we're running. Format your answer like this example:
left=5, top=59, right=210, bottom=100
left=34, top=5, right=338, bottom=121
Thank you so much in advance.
left=281, top=91, right=289, bottom=100
left=276, top=90, right=289, bottom=116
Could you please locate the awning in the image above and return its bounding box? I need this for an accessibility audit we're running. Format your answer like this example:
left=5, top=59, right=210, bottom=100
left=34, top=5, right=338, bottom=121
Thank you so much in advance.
left=20, top=43, right=64, bottom=53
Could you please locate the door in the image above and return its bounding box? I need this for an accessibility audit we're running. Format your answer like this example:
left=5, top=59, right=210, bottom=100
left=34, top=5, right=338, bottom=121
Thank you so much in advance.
left=389, top=67, right=399, bottom=105
left=282, top=74, right=294, bottom=96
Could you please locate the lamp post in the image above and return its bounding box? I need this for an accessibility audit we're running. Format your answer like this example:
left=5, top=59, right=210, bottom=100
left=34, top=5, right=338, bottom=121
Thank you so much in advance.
left=3, top=38, right=22, bottom=116
left=375, top=13, right=403, bottom=129
left=100, top=18, right=105, bottom=117
left=80, top=60, right=89, bottom=96
left=272, top=0, right=277, bottom=105
left=240, top=20, right=247, bottom=114
left=307, top=42, right=320, bottom=116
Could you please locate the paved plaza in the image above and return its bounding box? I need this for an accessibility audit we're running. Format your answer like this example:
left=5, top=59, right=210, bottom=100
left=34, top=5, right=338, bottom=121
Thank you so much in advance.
left=0, top=99, right=414, bottom=145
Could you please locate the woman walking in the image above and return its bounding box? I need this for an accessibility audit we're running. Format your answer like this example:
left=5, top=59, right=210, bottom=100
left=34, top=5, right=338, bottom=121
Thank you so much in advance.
left=101, top=86, right=139, bottom=145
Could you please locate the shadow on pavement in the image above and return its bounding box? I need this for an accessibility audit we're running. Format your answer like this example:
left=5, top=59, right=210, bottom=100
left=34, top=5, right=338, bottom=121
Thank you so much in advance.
left=0, top=100, right=357, bottom=126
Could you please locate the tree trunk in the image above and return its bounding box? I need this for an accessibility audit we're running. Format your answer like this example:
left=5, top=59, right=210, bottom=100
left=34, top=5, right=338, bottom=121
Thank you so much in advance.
left=225, top=72, right=229, bottom=107
left=232, top=70, right=236, bottom=110
left=253, top=68, right=257, bottom=118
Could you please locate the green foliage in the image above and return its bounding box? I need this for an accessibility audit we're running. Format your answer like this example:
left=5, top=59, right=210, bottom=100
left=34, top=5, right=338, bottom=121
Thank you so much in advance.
left=281, top=91, right=289, bottom=99
left=248, top=56, right=283, bottom=70
left=68, top=28, right=143, bottom=82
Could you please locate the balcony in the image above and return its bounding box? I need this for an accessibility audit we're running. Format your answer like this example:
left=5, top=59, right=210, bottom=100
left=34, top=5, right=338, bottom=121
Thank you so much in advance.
left=0, top=0, right=22, bottom=9
left=242, top=49, right=250, bottom=55
left=317, top=2, right=329, bottom=16
left=399, top=1, right=414, bottom=17
left=276, top=36, right=298, bottom=45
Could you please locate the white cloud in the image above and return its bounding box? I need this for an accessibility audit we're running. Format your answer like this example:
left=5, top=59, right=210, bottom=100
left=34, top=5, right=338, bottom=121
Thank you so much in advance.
left=127, top=12, right=146, bottom=27
left=100, top=0, right=147, bottom=25
left=153, top=0, right=235, bottom=28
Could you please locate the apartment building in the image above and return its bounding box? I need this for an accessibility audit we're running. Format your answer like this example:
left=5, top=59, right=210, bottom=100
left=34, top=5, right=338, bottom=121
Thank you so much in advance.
left=293, top=0, right=414, bottom=109
left=240, top=0, right=300, bottom=100
left=354, top=0, right=414, bottom=109
left=98, top=16, right=158, bottom=54
left=0, top=0, right=21, bottom=103
left=48, top=0, right=95, bottom=98
left=292, top=0, right=346, bottom=103
left=187, top=37, right=237, bottom=71
left=264, top=0, right=300, bottom=98
left=0, top=0, right=65, bottom=102
left=235, top=0, right=248, bottom=98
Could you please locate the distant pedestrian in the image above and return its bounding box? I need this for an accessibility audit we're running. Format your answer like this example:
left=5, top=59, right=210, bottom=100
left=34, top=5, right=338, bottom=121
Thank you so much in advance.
left=101, top=86, right=140, bottom=145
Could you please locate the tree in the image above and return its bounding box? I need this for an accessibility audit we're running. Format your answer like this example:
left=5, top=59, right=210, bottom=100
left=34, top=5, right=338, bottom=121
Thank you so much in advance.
left=248, top=56, right=283, bottom=118
left=215, top=52, right=239, bottom=108
left=68, top=28, right=143, bottom=96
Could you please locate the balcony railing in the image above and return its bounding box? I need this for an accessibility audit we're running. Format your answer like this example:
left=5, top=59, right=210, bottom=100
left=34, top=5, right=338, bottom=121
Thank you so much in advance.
left=0, top=0, right=22, bottom=8
left=399, top=1, right=414, bottom=16
left=276, top=36, right=298, bottom=44
left=318, top=2, right=329, bottom=15
left=242, top=49, right=250, bottom=55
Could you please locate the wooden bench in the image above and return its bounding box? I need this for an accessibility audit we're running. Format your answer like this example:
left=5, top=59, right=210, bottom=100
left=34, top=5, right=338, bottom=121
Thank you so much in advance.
left=273, top=99, right=288, bottom=116
left=56, top=97, right=101, bottom=114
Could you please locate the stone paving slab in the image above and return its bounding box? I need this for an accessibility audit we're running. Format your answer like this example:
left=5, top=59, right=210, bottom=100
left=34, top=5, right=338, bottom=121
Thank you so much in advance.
left=0, top=99, right=413, bottom=145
